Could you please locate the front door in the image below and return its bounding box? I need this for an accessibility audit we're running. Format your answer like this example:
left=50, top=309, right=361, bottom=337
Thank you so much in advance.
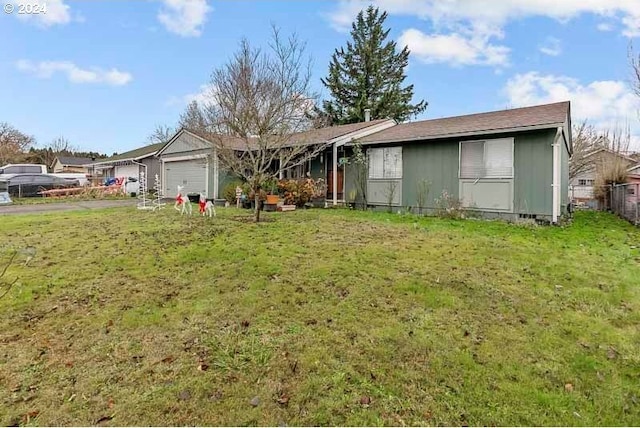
left=327, top=164, right=344, bottom=200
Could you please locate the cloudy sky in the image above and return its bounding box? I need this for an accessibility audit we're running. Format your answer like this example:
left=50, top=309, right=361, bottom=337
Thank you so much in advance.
left=2, top=0, right=640, bottom=154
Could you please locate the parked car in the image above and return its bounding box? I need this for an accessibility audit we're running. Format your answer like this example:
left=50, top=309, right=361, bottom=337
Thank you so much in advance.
left=0, top=164, right=48, bottom=175
left=0, top=174, right=80, bottom=197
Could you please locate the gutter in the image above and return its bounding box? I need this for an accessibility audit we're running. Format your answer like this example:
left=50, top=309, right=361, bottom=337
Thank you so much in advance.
left=552, top=127, right=563, bottom=224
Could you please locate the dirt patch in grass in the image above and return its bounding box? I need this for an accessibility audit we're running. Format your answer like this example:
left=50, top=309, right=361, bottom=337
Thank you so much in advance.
left=0, top=208, right=639, bottom=425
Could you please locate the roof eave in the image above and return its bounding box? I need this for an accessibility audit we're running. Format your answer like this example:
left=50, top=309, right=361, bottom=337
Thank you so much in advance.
left=354, top=122, right=566, bottom=146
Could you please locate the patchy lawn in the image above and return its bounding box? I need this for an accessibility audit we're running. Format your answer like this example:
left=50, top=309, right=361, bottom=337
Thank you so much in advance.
left=0, top=208, right=638, bottom=426
left=10, top=194, right=131, bottom=205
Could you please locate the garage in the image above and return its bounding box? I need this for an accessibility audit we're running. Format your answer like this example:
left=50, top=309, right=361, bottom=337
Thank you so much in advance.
left=164, top=159, right=207, bottom=197
left=115, top=163, right=140, bottom=180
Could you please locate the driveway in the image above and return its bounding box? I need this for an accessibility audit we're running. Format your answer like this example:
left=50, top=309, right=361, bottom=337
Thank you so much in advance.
left=0, top=199, right=136, bottom=215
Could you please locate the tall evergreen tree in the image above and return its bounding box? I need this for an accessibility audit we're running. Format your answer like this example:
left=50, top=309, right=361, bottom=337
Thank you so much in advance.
left=321, top=6, right=427, bottom=125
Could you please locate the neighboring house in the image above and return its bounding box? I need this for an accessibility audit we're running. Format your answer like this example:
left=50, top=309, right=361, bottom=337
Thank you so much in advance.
left=155, top=101, right=571, bottom=223
left=51, top=156, right=93, bottom=173
left=629, top=163, right=640, bottom=183
left=570, top=148, right=637, bottom=207
left=86, top=142, right=164, bottom=190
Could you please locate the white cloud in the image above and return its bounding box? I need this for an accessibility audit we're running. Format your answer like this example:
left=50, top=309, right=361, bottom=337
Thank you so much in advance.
left=398, top=27, right=509, bottom=66
left=503, top=72, right=640, bottom=148
left=12, top=0, right=73, bottom=27
left=157, top=0, right=212, bottom=37
left=539, top=37, right=562, bottom=57
left=329, top=0, right=640, bottom=36
left=597, top=22, right=614, bottom=32
left=166, top=84, right=215, bottom=107
left=16, top=60, right=133, bottom=86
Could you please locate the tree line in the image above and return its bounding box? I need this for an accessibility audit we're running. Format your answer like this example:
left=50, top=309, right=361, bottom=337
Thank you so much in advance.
left=0, top=124, right=108, bottom=169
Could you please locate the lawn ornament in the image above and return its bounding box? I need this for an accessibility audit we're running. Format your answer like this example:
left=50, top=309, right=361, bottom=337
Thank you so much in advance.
left=152, top=174, right=166, bottom=211
left=174, top=185, right=192, bottom=215
left=199, top=193, right=216, bottom=217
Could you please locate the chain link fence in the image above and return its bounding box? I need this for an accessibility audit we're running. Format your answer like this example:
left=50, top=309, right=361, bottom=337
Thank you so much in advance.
left=610, top=183, right=640, bottom=225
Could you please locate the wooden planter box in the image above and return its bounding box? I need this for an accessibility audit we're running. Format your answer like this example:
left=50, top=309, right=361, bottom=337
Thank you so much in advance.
left=279, top=204, right=296, bottom=212
left=266, top=194, right=280, bottom=204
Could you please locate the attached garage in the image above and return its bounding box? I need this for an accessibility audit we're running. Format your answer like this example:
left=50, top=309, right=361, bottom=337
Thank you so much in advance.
left=156, top=129, right=218, bottom=199
left=163, top=158, right=208, bottom=196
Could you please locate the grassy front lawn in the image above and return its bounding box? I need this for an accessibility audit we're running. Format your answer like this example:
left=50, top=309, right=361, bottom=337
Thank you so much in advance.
left=0, top=208, right=639, bottom=426
left=9, top=194, right=131, bottom=205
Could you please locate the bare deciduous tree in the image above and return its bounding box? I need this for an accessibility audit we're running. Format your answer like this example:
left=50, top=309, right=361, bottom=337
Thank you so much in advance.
left=202, top=28, right=326, bottom=222
left=179, top=100, right=209, bottom=132
left=593, top=125, right=633, bottom=206
left=630, top=43, right=640, bottom=99
left=148, top=124, right=175, bottom=145
left=0, top=122, right=35, bottom=165
left=569, top=120, right=606, bottom=180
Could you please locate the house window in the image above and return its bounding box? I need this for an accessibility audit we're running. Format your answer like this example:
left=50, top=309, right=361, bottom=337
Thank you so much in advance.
left=459, top=138, right=513, bottom=179
left=578, top=179, right=595, bottom=186
left=368, top=147, right=402, bottom=179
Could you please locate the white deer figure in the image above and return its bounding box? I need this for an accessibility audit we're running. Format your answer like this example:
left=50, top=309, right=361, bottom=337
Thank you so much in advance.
left=174, top=185, right=192, bottom=215
left=198, top=193, right=216, bottom=218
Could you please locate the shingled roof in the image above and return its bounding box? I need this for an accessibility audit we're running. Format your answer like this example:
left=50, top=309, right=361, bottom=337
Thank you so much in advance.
left=90, top=142, right=165, bottom=165
left=359, top=101, right=570, bottom=145
left=181, top=119, right=393, bottom=151
left=55, top=156, right=94, bottom=166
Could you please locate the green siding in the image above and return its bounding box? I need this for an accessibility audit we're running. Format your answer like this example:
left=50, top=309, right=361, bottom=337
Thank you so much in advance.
left=309, top=156, right=325, bottom=180
left=560, top=134, right=570, bottom=215
left=513, top=130, right=554, bottom=216
left=401, top=141, right=460, bottom=209
left=216, top=168, right=242, bottom=201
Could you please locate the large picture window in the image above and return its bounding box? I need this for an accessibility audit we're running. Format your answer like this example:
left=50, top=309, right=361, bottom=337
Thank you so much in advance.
left=459, top=138, right=513, bottom=179
left=368, top=147, right=402, bottom=179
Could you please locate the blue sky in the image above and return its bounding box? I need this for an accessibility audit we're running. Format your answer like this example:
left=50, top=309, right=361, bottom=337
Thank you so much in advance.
left=2, top=0, right=640, bottom=154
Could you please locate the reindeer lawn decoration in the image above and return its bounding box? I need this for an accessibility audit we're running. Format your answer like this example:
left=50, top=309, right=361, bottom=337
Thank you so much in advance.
left=199, top=193, right=216, bottom=217
left=174, top=185, right=192, bottom=215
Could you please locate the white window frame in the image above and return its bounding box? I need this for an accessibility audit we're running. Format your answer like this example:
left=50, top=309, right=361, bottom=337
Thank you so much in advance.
left=367, top=146, right=403, bottom=180
left=458, top=137, right=514, bottom=179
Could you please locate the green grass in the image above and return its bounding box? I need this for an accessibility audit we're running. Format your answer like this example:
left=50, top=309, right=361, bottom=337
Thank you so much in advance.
left=9, top=194, right=131, bottom=205
left=0, top=207, right=639, bottom=426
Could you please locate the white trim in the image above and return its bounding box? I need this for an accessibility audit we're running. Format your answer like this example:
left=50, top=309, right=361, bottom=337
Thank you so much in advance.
left=332, top=143, right=338, bottom=206
left=213, top=150, right=219, bottom=199
left=205, top=158, right=210, bottom=197
left=552, top=127, right=562, bottom=224
left=162, top=154, right=208, bottom=162
left=334, top=119, right=396, bottom=147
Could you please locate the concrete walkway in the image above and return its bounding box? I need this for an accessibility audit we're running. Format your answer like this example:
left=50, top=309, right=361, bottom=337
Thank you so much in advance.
left=0, top=199, right=136, bottom=215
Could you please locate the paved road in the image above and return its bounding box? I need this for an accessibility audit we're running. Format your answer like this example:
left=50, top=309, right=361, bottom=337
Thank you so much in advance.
left=0, top=199, right=136, bottom=215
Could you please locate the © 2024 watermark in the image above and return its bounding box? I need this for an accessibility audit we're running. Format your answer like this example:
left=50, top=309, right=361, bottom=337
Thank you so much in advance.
left=4, top=2, right=48, bottom=15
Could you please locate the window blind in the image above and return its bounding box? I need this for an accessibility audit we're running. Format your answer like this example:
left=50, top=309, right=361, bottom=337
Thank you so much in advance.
left=460, top=138, right=513, bottom=179
left=368, top=147, right=402, bottom=179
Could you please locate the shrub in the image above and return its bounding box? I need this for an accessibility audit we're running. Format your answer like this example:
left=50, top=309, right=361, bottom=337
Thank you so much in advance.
left=434, top=189, right=466, bottom=219
left=223, top=181, right=244, bottom=204
left=277, top=178, right=324, bottom=207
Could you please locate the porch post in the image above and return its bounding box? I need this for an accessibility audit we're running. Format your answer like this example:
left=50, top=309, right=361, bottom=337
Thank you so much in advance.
left=279, top=154, right=284, bottom=180
left=332, top=142, right=338, bottom=206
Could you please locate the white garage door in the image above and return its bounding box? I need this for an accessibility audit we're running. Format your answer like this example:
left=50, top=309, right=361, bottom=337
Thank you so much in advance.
left=164, top=160, right=207, bottom=196
left=115, top=164, right=140, bottom=179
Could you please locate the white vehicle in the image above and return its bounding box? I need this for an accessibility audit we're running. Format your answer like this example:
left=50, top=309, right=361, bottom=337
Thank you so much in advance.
left=0, top=164, right=89, bottom=186
left=0, top=164, right=47, bottom=175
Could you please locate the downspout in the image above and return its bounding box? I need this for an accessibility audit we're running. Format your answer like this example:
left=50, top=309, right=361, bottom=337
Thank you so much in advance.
left=332, top=142, right=338, bottom=206
left=552, top=127, right=563, bottom=224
